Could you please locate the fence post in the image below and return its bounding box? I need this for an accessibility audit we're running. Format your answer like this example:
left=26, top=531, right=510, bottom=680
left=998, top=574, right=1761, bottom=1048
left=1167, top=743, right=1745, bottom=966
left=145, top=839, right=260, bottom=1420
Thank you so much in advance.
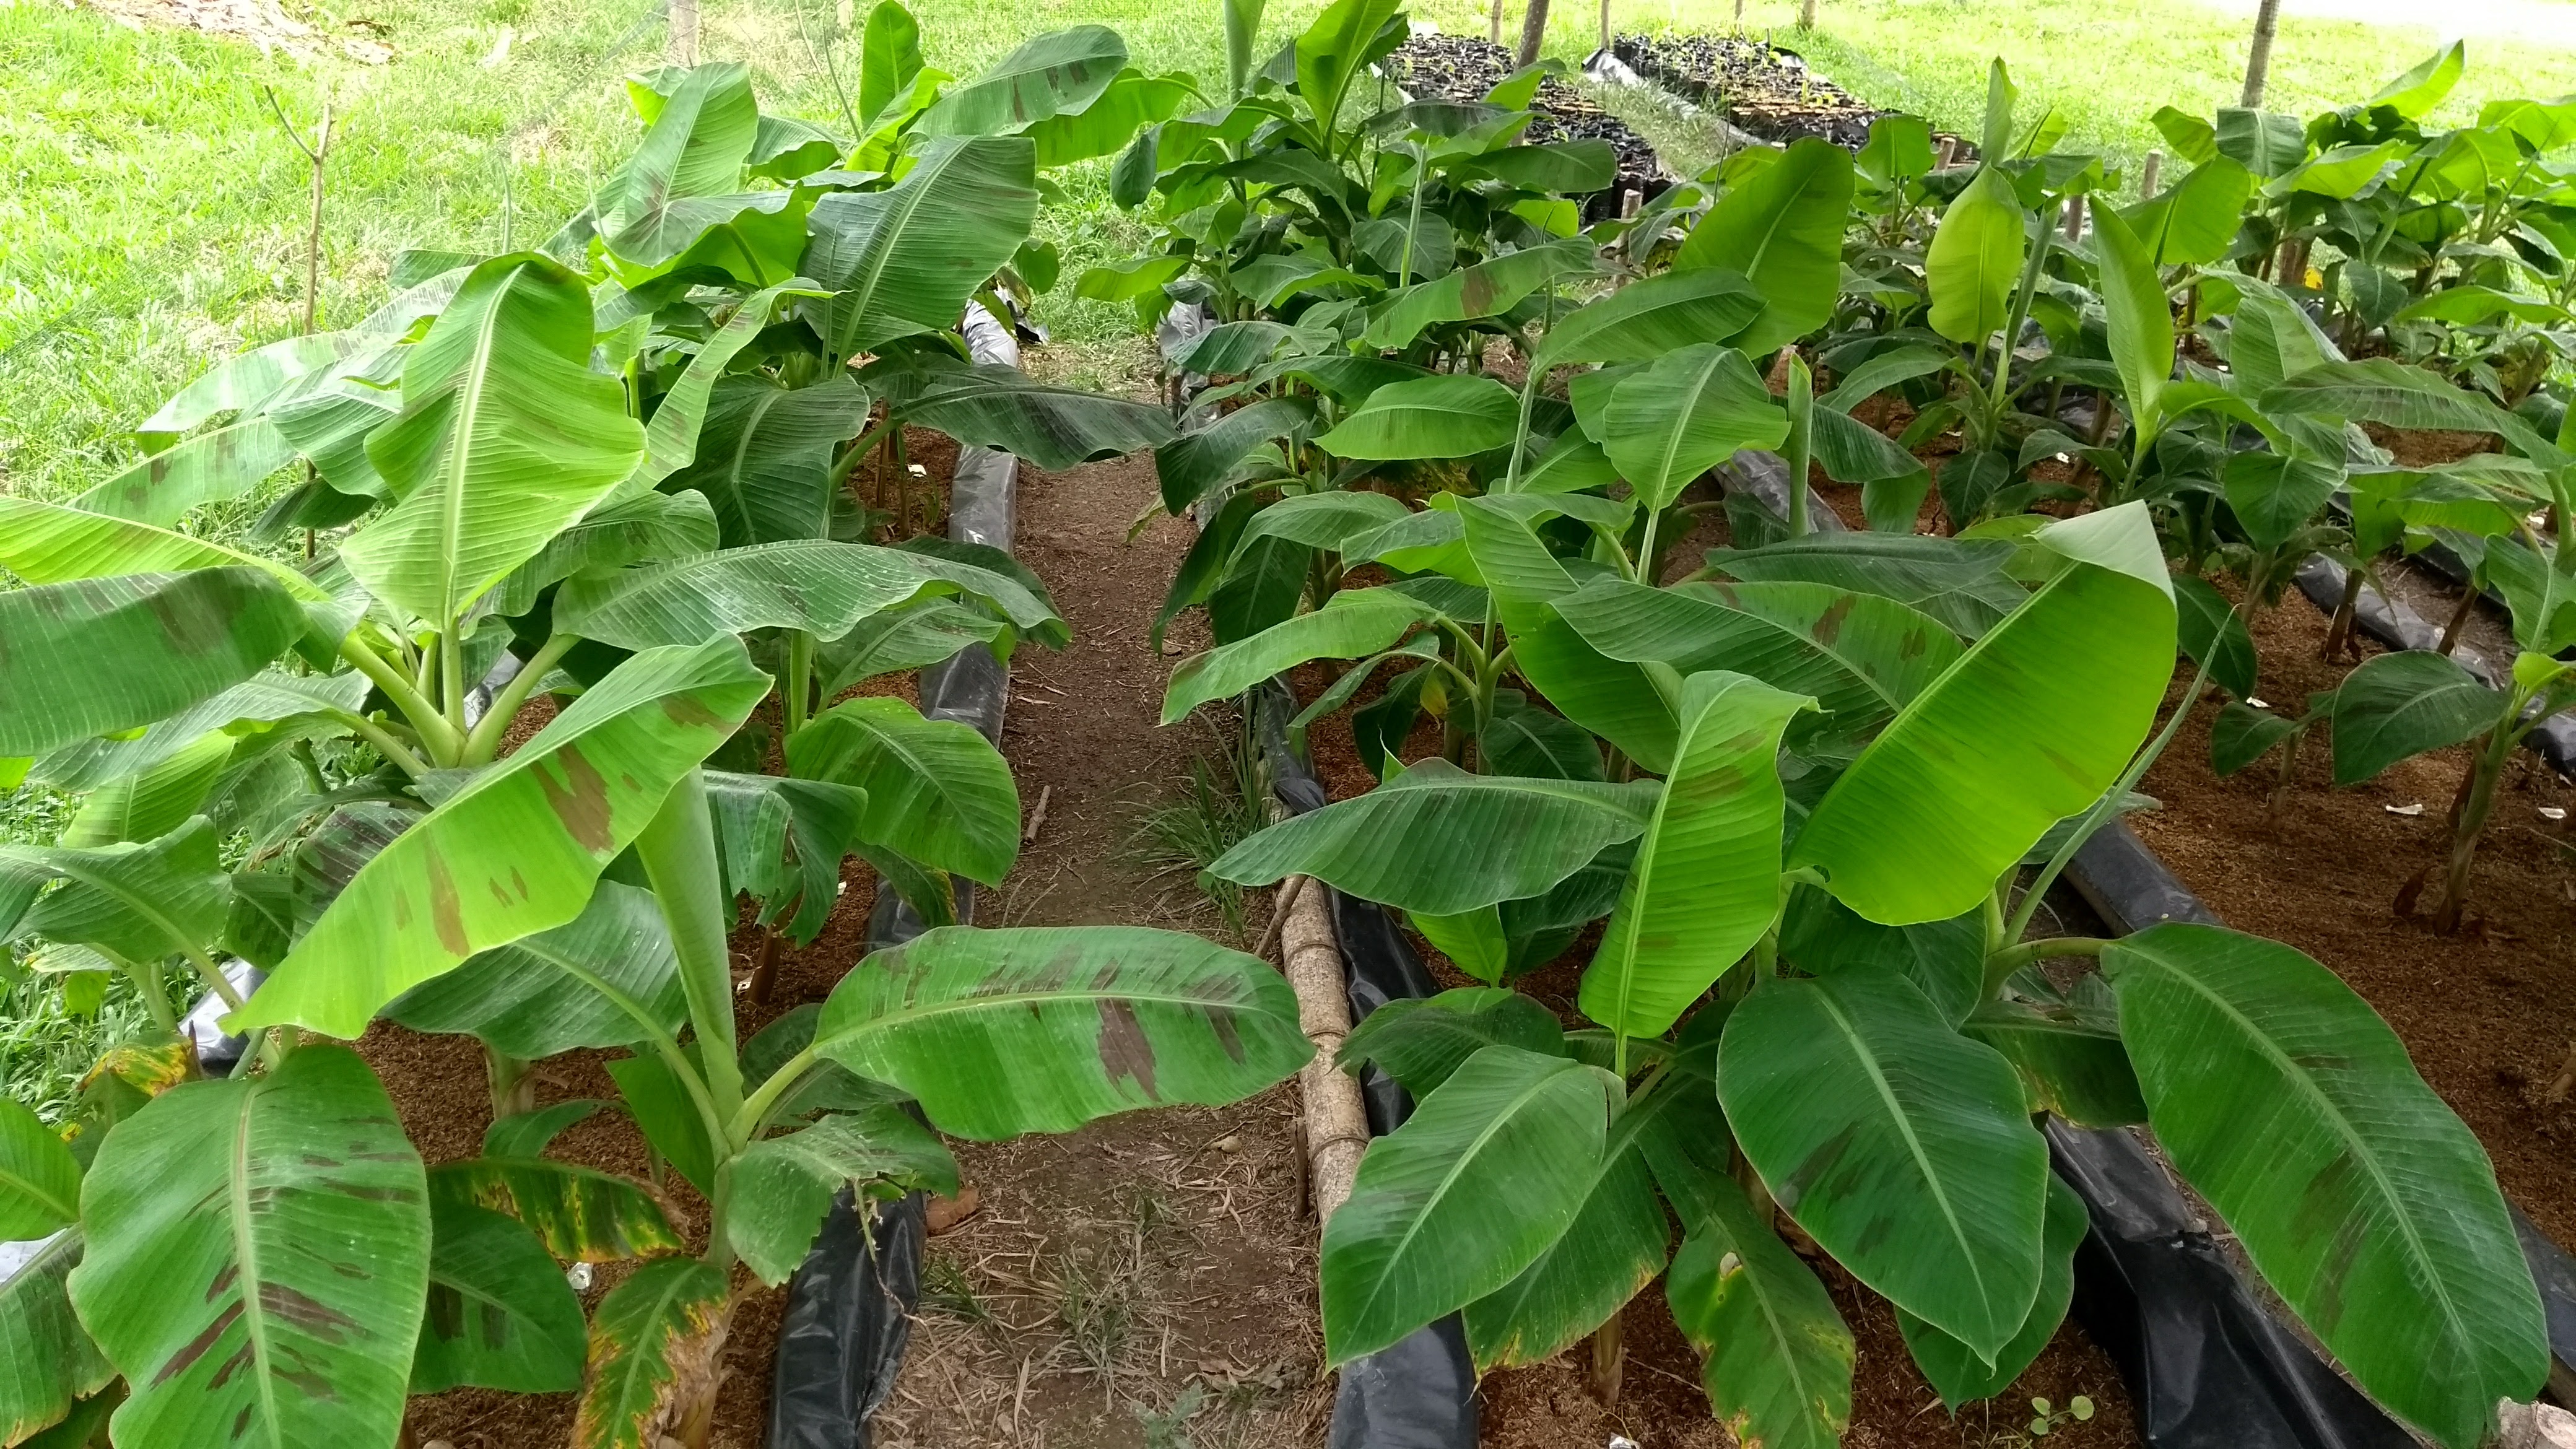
left=668, top=0, right=698, bottom=66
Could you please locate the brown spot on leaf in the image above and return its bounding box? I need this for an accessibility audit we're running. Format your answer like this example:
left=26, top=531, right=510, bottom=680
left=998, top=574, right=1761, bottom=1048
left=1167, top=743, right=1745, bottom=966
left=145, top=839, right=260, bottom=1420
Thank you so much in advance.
left=1812, top=593, right=1855, bottom=647
left=153, top=1299, right=245, bottom=1385
left=259, top=1282, right=365, bottom=1341
left=660, top=691, right=728, bottom=732
left=535, top=742, right=616, bottom=854
left=426, top=849, right=469, bottom=957
left=1098, top=998, right=1159, bottom=1098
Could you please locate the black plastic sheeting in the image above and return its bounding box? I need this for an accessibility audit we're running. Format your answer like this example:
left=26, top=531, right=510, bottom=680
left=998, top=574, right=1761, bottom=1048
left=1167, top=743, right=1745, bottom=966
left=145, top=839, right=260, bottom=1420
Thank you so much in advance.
left=1248, top=679, right=1481, bottom=1449
left=2063, top=825, right=2576, bottom=1430
left=2044, top=1120, right=2415, bottom=1449
left=764, top=305, right=1024, bottom=1449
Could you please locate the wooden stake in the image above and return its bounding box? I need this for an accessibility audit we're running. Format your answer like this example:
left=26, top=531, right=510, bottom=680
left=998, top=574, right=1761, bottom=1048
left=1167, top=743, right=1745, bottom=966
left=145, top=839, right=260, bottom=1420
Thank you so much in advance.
left=2062, top=193, right=2085, bottom=243
left=1515, top=0, right=1551, bottom=68
left=1598, top=0, right=1611, bottom=54
left=669, top=0, right=699, bottom=66
left=747, top=928, right=780, bottom=1006
left=1936, top=136, right=1958, bottom=170
left=1799, top=0, right=1817, bottom=30
left=1278, top=875, right=1368, bottom=1220
left=1490, top=0, right=1505, bottom=46
left=2241, top=0, right=2281, bottom=108
left=2140, top=149, right=2163, bottom=200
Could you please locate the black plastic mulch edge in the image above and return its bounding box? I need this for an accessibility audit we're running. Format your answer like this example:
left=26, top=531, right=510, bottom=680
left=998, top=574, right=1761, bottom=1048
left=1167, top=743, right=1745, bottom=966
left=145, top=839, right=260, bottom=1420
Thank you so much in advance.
left=763, top=306, right=1025, bottom=1449
left=1248, top=677, right=1480, bottom=1449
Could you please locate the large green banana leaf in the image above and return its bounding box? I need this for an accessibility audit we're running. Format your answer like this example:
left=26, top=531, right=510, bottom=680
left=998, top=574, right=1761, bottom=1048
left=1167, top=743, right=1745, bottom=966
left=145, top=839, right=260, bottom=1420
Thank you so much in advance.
left=0, top=1234, right=113, bottom=1445
left=1557, top=578, right=1961, bottom=742
left=0, top=498, right=329, bottom=601
left=1161, top=590, right=1432, bottom=723
left=137, top=329, right=362, bottom=438
left=2105, top=925, right=2547, bottom=1448
left=673, top=375, right=871, bottom=547
left=1315, top=373, right=1520, bottom=459
left=1207, top=760, right=1661, bottom=915
left=871, top=360, right=1175, bottom=469
left=594, top=63, right=762, bottom=268
left=1295, top=0, right=1404, bottom=137
left=77, top=416, right=298, bottom=527
left=1665, top=1175, right=1855, bottom=1449
left=413, top=1199, right=588, bottom=1395
left=728, top=1106, right=960, bottom=1284
left=488, top=490, right=723, bottom=618
left=1704, top=532, right=2026, bottom=638
left=1788, top=504, right=2176, bottom=925
left=1363, top=238, right=1600, bottom=349
left=67, top=1045, right=429, bottom=1449
left=1322, top=1045, right=1615, bottom=1365
left=0, top=817, right=230, bottom=967
left=2263, top=359, right=2567, bottom=466
left=1598, top=344, right=1788, bottom=511
left=554, top=539, right=1063, bottom=650
left=346, top=254, right=645, bottom=627
left=1718, top=969, right=2047, bottom=1358
left=383, top=881, right=687, bottom=1058
left=1925, top=165, right=2025, bottom=345
left=1463, top=1076, right=1692, bottom=1371
left=231, top=639, right=767, bottom=1038
left=1897, top=1172, right=2087, bottom=1409
left=32, top=669, right=368, bottom=791
left=1455, top=497, right=1678, bottom=769
left=572, top=1256, right=729, bottom=1449
left=804, top=136, right=1038, bottom=359
left=0, top=1097, right=79, bottom=1240
left=1673, top=137, right=1856, bottom=354
left=809, top=926, right=1310, bottom=1139
left=1338, top=988, right=1565, bottom=1099
left=1579, top=672, right=1810, bottom=1040
left=917, top=25, right=1126, bottom=136
left=1532, top=269, right=1766, bottom=370
left=0, top=569, right=310, bottom=759
left=1154, top=396, right=1314, bottom=512
left=786, top=697, right=1019, bottom=884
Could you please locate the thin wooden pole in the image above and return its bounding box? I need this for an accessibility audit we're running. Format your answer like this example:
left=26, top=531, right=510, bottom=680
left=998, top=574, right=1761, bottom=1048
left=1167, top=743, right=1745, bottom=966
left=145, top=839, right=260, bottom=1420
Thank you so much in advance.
left=2241, top=0, right=2281, bottom=107
left=669, top=0, right=699, bottom=66
left=1515, top=0, right=1550, bottom=67
left=2140, top=150, right=2164, bottom=199
left=1799, top=0, right=1818, bottom=30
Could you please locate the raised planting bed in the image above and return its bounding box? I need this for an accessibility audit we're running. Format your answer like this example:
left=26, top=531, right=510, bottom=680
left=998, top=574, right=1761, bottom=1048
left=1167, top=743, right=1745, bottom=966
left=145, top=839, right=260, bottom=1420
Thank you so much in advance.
left=1612, top=32, right=1889, bottom=150
left=1380, top=32, right=1669, bottom=210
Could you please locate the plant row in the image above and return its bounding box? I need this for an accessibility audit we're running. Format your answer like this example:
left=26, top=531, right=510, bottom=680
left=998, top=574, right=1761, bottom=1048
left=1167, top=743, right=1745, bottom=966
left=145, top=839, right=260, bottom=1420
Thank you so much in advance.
left=0, top=12, right=1338, bottom=1448
left=1100, top=12, right=2572, bottom=1448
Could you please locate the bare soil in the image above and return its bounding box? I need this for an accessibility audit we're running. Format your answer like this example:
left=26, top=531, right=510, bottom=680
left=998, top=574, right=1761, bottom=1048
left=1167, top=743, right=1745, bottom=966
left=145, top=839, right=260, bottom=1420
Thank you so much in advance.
left=868, top=449, right=1329, bottom=1449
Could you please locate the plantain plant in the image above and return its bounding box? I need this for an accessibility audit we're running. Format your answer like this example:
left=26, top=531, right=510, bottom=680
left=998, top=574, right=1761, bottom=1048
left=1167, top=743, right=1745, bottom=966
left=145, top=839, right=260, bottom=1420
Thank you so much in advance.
left=0, top=24, right=1312, bottom=1449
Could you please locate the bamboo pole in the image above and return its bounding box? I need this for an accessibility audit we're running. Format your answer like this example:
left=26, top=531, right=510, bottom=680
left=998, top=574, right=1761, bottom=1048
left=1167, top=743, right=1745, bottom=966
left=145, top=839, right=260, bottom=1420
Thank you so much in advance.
left=1277, top=874, right=1368, bottom=1219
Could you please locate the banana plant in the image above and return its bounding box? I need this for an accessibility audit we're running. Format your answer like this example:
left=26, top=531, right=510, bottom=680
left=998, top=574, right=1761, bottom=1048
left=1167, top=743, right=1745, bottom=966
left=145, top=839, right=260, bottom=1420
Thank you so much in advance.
left=2216, top=365, right=2576, bottom=930
left=1151, top=212, right=2548, bottom=1438
left=0, top=28, right=1279, bottom=1449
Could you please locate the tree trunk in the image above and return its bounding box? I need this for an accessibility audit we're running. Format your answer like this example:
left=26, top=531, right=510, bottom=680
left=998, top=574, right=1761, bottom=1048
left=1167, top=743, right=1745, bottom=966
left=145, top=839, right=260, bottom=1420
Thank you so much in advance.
left=1516, top=0, right=1549, bottom=67
left=1799, top=0, right=1817, bottom=29
left=2240, top=0, right=2281, bottom=108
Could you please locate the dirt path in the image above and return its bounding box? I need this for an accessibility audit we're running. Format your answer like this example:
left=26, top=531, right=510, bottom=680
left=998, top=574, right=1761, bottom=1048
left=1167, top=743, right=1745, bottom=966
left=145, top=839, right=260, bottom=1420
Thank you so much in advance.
left=871, top=452, right=1329, bottom=1449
